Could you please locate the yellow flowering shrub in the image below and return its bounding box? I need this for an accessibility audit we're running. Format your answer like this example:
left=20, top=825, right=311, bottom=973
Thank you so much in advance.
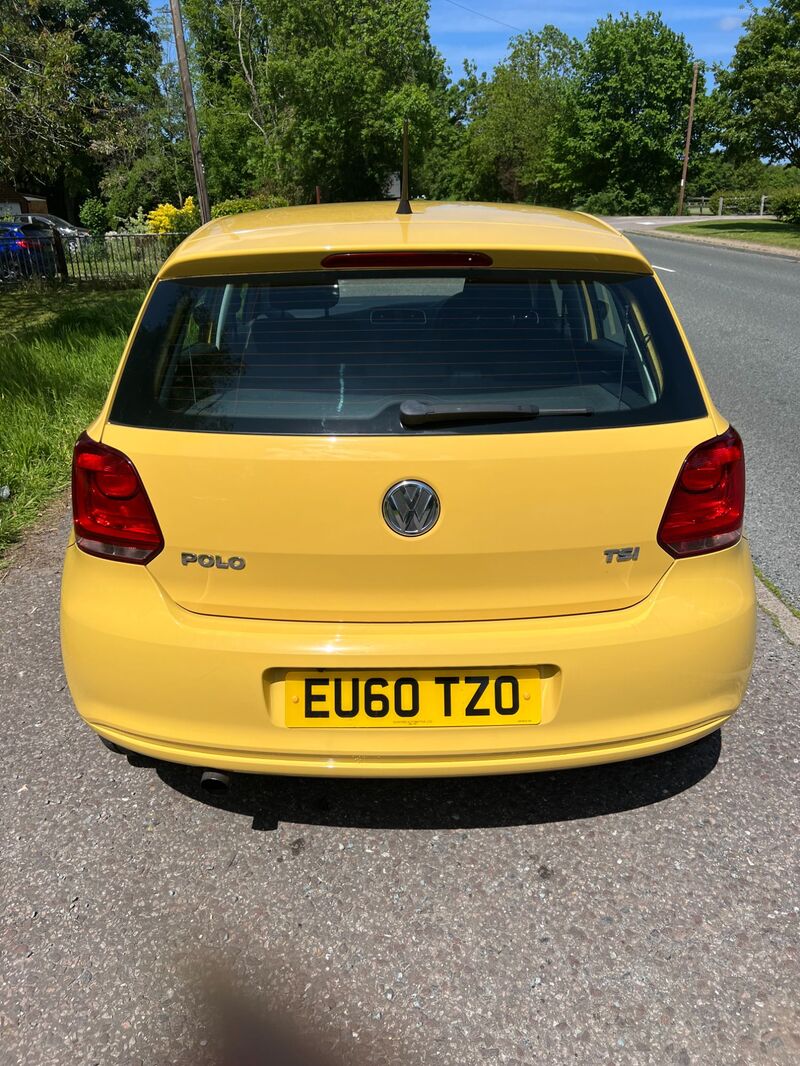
left=146, top=196, right=200, bottom=235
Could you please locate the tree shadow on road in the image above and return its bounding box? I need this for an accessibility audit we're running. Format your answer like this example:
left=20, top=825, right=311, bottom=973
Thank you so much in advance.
left=151, top=730, right=721, bottom=832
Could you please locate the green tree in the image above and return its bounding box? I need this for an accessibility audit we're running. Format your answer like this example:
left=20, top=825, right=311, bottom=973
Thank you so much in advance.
left=468, top=28, right=579, bottom=203
left=689, top=155, right=800, bottom=198
left=417, top=29, right=579, bottom=205
left=40, top=0, right=161, bottom=202
left=415, top=60, right=486, bottom=200
left=0, top=0, right=162, bottom=214
left=715, top=0, right=800, bottom=167
left=0, top=2, right=84, bottom=185
left=78, top=196, right=110, bottom=234
left=97, top=14, right=194, bottom=220
left=552, top=13, right=703, bottom=212
left=177, top=0, right=262, bottom=201
left=183, top=0, right=450, bottom=203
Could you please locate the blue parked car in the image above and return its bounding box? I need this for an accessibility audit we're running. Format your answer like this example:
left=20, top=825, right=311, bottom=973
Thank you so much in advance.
left=0, top=221, right=58, bottom=280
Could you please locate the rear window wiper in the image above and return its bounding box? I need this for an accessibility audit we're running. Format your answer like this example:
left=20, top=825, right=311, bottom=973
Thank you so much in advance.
left=399, top=399, right=594, bottom=427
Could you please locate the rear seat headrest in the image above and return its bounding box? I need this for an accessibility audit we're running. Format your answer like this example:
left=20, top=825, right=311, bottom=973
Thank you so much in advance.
left=268, top=283, right=339, bottom=313
left=438, top=282, right=536, bottom=320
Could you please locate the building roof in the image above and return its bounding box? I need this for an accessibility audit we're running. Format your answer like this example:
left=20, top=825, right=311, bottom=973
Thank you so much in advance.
left=161, top=201, right=651, bottom=278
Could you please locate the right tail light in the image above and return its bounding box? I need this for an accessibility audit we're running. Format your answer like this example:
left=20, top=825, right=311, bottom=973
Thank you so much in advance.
left=657, top=426, right=745, bottom=558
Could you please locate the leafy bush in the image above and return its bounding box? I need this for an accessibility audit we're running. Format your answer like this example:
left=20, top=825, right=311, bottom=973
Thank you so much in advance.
left=115, top=207, right=150, bottom=235
left=762, top=165, right=800, bottom=192
left=709, top=190, right=764, bottom=214
left=210, top=194, right=289, bottom=219
left=709, top=186, right=800, bottom=216
left=79, top=197, right=110, bottom=235
left=771, top=191, right=800, bottom=225
left=572, top=186, right=663, bottom=216
left=147, top=195, right=200, bottom=235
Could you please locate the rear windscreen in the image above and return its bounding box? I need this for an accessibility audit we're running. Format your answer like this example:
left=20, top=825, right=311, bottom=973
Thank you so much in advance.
left=110, top=270, right=706, bottom=435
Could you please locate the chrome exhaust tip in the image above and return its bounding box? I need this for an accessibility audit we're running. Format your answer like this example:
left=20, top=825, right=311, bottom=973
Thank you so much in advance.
left=200, top=769, right=232, bottom=794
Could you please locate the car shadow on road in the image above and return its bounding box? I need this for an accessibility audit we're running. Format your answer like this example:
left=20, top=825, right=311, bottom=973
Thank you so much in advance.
left=151, top=730, right=721, bottom=832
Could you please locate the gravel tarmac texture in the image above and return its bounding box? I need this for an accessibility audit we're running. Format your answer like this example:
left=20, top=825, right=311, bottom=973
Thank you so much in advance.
left=1, top=509, right=799, bottom=1065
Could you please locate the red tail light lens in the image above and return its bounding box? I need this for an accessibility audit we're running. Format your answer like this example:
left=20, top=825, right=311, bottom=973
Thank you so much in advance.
left=321, top=251, right=493, bottom=268
left=72, top=433, right=163, bottom=564
left=657, top=426, right=745, bottom=558
left=15, top=239, right=29, bottom=249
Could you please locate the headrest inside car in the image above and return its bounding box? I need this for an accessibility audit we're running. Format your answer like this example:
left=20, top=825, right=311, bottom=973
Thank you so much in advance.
left=268, top=283, right=339, bottom=312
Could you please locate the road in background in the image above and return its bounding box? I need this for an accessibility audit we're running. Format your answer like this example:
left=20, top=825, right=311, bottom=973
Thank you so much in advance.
left=625, top=233, right=800, bottom=611
left=610, top=214, right=769, bottom=229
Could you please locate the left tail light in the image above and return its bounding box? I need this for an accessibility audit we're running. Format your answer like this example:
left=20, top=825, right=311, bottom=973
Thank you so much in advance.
left=72, top=433, right=164, bottom=563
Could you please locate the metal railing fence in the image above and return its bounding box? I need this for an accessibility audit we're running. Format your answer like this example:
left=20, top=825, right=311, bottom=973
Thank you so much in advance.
left=0, top=231, right=185, bottom=285
left=685, top=196, right=772, bottom=216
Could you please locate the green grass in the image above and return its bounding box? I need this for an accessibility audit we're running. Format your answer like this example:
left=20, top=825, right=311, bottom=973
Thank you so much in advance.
left=754, top=565, right=800, bottom=620
left=660, top=218, right=800, bottom=251
left=0, top=285, right=146, bottom=559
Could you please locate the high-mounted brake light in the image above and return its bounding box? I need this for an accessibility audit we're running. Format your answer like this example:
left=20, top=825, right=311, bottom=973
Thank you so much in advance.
left=72, top=433, right=163, bottom=564
left=321, top=252, right=493, bottom=268
left=657, top=426, right=744, bottom=558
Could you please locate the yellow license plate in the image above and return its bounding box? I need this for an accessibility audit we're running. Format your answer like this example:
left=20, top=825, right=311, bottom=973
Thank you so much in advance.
left=284, top=668, right=541, bottom=728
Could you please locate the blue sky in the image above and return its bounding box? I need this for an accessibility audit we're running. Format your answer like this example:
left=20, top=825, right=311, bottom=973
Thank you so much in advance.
left=429, top=0, right=746, bottom=76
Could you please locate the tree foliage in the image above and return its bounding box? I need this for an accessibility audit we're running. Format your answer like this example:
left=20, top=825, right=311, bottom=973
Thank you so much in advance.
left=414, top=60, right=486, bottom=200
left=426, top=29, right=578, bottom=203
left=42, top=0, right=161, bottom=204
left=551, top=13, right=702, bottom=213
left=3, top=1, right=797, bottom=219
left=771, top=189, right=800, bottom=223
left=715, top=0, right=800, bottom=168
left=0, top=0, right=196, bottom=223
left=183, top=0, right=448, bottom=203
left=97, top=14, right=194, bottom=221
left=210, top=194, right=289, bottom=218
left=78, top=196, right=110, bottom=234
left=0, top=2, right=84, bottom=184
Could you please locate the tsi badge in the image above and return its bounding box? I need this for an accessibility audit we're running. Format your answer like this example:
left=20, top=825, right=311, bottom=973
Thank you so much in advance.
left=181, top=552, right=246, bottom=571
left=604, top=546, right=640, bottom=564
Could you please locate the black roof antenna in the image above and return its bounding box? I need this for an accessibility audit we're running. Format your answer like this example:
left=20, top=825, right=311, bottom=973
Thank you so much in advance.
left=396, top=118, right=412, bottom=215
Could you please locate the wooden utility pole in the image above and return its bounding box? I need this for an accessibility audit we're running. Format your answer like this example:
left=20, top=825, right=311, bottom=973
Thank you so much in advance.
left=677, top=62, right=699, bottom=217
left=169, top=0, right=211, bottom=224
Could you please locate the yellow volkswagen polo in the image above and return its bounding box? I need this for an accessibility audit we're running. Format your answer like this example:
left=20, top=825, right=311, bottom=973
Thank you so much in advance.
left=60, top=201, right=756, bottom=787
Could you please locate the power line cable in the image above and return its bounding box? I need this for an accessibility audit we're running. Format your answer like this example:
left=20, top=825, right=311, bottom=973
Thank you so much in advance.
left=439, top=0, right=524, bottom=34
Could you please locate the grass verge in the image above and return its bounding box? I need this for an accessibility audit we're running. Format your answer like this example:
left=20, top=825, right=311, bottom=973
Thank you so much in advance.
left=0, top=284, right=145, bottom=561
left=754, top=564, right=800, bottom=620
left=659, top=219, right=800, bottom=251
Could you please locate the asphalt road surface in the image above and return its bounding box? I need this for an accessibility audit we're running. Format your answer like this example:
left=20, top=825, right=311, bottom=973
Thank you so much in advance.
left=2, top=241, right=800, bottom=1065
left=625, top=233, right=800, bottom=612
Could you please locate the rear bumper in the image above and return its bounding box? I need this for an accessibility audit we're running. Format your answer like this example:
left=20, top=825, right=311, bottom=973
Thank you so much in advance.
left=60, top=540, right=756, bottom=777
